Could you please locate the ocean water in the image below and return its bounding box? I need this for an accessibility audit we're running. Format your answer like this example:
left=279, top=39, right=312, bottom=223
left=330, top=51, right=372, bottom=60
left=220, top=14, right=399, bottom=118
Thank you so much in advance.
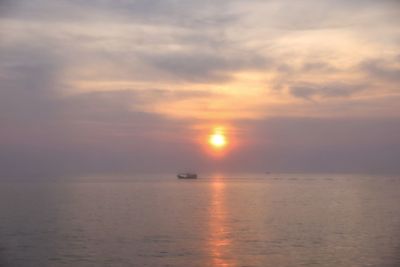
left=0, top=173, right=399, bottom=267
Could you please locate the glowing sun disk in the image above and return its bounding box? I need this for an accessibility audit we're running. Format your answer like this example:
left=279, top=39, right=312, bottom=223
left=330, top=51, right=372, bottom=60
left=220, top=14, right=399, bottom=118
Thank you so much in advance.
left=209, top=133, right=227, bottom=148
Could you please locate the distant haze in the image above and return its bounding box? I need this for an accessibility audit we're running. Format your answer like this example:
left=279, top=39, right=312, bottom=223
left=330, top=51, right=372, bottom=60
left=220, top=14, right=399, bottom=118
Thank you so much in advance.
left=1, top=0, right=399, bottom=178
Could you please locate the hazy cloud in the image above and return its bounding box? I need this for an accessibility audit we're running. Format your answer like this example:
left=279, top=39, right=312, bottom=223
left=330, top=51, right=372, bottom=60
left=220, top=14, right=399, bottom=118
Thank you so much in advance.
left=289, top=83, right=366, bottom=100
left=139, top=51, right=267, bottom=83
left=360, top=57, right=400, bottom=83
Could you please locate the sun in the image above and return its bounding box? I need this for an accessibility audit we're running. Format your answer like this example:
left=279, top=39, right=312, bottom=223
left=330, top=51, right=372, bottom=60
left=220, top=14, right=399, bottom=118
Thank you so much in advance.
left=209, top=132, right=227, bottom=149
left=203, top=125, right=233, bottom=156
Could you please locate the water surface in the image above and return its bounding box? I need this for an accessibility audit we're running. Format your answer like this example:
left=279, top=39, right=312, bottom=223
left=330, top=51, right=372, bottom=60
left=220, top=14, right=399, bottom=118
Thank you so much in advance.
left=1, top=173, right=399, bottom=266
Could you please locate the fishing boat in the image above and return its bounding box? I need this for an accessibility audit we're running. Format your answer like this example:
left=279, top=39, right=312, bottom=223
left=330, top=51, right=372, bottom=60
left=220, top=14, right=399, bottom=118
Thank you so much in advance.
left=177, top=173, right=198, bottom=179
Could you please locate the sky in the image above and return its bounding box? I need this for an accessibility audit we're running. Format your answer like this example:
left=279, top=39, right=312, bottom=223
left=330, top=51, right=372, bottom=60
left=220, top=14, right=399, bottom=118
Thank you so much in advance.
left=1, top=0, right=400, bottom=177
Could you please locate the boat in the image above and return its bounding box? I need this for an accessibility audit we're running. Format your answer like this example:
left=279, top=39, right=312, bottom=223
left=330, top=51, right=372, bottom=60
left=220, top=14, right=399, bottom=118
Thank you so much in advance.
left=177, top=173, right=198, bottom=179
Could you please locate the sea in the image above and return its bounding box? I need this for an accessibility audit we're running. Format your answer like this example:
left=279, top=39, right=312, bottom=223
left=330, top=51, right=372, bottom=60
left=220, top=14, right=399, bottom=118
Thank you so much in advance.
left=0, top=173, right=399, bottom=267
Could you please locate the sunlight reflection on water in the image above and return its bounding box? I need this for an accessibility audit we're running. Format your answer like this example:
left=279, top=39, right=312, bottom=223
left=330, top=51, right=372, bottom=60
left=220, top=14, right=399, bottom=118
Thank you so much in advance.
left=209, top=178, right=235, bottom=267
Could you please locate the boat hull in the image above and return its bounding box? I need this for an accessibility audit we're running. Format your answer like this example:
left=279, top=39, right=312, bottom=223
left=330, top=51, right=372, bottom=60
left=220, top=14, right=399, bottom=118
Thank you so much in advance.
left=177, top=173, right=197, bottom=179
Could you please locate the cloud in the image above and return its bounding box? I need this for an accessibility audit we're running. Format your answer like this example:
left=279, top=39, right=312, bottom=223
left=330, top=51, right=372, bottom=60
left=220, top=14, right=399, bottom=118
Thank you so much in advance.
left=289, top=82, right=366, bottom=100
left=138, top=50, right=267, bottom=83
left=0, top=0, right=235, bottom=28
left=360, top=57, right=400, bottom=83
left=63, top=88, right=219, bottom=121
left=301, top=61, right=337, bottom=73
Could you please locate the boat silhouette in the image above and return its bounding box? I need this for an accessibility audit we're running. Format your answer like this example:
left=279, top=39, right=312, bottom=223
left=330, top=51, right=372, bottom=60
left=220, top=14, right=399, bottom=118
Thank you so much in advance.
left=177, top=173, right=198, bottom=179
